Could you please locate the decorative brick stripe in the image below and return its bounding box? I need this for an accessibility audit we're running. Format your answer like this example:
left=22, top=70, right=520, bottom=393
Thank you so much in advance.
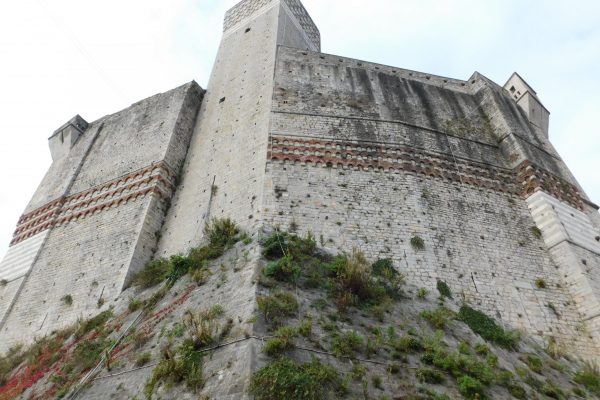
left=10, top=162, right=177, bottom=246
left=517, top=160, right=583, bottom=210
left=268, top=136, right=519, bottom=194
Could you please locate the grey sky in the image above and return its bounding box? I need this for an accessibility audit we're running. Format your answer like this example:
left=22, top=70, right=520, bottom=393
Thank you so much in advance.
left=0, top=0, right=598, bottom=258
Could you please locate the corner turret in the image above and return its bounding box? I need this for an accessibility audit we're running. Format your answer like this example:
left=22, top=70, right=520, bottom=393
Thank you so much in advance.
left=48, top=115, right=89, bottom=161
left=504, top=72, right=550, bottom=138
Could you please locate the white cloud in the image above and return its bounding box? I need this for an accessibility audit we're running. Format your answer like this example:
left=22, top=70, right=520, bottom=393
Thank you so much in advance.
left=0, top=0, right=598, bottom=258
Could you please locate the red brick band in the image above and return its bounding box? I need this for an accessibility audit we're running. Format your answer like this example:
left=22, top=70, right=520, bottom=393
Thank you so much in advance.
left=268, top=136, right=519, bottom=194
left=268, top=136, right=584, bottom=209
left=10, top=162, right=177, bottom=246
left=517, top=160, right=583, bottom=210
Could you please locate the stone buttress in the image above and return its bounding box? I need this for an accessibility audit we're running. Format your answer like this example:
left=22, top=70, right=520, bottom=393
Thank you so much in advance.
left=0, top=83, right=204, bottom=352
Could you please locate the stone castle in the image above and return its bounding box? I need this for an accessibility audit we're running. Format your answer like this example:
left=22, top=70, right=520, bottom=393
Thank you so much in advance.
left=1, top=0, right=599, bottom=361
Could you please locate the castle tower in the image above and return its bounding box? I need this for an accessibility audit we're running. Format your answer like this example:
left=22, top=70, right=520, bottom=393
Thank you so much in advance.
left=0, top=83, right=204, bottom=351
left=155, top=0, right=320, bottom=257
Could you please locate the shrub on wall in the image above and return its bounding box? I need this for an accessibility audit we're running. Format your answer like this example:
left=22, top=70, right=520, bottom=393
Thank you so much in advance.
left=249, top=357, right=344, bottom=400
left=410, top=236, right=425, bottom=251
left=436, top=280, right=452, bottom=299
left=458, top=305, right=519, bottom=350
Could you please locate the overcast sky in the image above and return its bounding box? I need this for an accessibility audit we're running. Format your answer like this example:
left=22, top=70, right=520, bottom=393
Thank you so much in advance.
left=0, top=0, right=598, bottom=259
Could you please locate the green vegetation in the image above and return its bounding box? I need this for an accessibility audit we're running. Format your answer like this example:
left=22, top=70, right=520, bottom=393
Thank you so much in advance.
left=372, top=374, right=383, bottom=389
left=260, top=232, right=404, bottom=318
left=75, top=310, right=113, bottom=339
left=331, top=331, right=364, bottom=357
left=391, top=335, right=424, bottom=353
left=0, top=345, right=26, bottom=385
left=65, top=337, right=110, bottom=373
left=135, top=352, right=152, bottom=367
left=262, top=231, right=317, bottom=261
left=128, top=298, right=143, bottom=312
left=574, top=361, right=600, bottom=395
left=133, top=258, right=171, bottom=289
left=257, top=292, right=299, bottom=327
left=61, top=294, right=73, bottom=306
left=416, top=367, right=445, bottom=384
left=264, top=256, right=302, bottom=283
left=410, top=235, right=425, bottom=251
left=263, top=326, right=298, bottom=357
left=144, top=341, right=203, bottom=399
left=421, top=306, right=455, bottom=329
left=535, top=278, right=547, bottom=289
left=531, top=226, right=543, bottom=239
left=436, top=280, right=452, bottom=299
left=457, top=375, right=485, bottom=399
left=328, top=250, right=403, bottom=311
left=249, top=357, right=344, bottom=400
left=145, top=305, right=230, bottom=399
left=525, top=355, right=543, bottom=373
left=417, top=287, right=429, bottom=299
left=458, top=305, right=519, bottom=350
left=134, top=218, right=241, bottom=289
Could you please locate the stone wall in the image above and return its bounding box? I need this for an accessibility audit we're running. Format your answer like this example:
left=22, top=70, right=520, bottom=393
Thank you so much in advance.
left=0, top=83, right=203, bottom=352
left=260, top=45, right=600, bottom=356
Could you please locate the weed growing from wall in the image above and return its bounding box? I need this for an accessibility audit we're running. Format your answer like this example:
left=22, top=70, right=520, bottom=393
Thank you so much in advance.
left=410, top=236, right=425, bottom=251
left=436, top=280, right=452, bottom=299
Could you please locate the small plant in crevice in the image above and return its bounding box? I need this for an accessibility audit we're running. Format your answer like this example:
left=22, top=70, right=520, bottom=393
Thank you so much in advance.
left=530, top=226, right=543, bottom=239
left=371, top=374, right=383, bottom=390
left=535, top=278, right=547, bottom=289
left=524, top=354, right=543, bottom=374
left=263, top=326, right=298, bottom=357
left=420, top=306, right=455, bottom=329
left=61, top=294, right=73, bottom=306
left=75, top=309, right=113, bottom=339
left=128, top=298, right=143, bottom=312
left=257, top=291, right=299, bottom=327
left=547, top=302, right=560, bottom=317
left=391, top=335, right=424, bottom=353
left=135, top=352, right=152, bottom=367
left=436, top=280, right=452, bottom=299
left=416, top=287, right=429, bottom=299
left=410, top=235, right=425, bottom=251
left=331, top=331, right=364, bottom=357
left=416, top=367, right=445, bottom=384
left=545, top=336, right=565, bottom=359
left=97, top=297, right=105, bottom=308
